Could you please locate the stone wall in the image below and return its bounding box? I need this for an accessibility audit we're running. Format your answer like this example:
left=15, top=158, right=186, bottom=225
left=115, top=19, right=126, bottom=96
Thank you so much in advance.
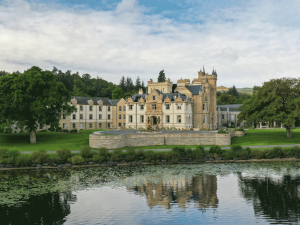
left=89, top=132, right=231, bottom=149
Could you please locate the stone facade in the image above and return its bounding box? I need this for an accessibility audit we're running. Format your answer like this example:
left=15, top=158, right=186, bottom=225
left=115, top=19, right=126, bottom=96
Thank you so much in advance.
left=89, top=132, right=231, bottom=149
left=216, top=104, right=244, bottom=128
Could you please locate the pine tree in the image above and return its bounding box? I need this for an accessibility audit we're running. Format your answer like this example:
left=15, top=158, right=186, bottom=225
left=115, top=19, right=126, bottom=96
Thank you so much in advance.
left=125, top=77, right=134, bottom=93
left=228, top=85, right=239, bottom=98
left=135, top=76, right=141, bottom=90
left=119, top=76, right=126, bottom=93
left=158, top=70, right=166, bottom=82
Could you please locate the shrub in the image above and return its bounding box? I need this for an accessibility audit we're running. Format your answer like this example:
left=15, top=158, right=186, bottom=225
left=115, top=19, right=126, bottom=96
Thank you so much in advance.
left=126, top=148, right=136, bottom=162
left=235, top=150, right=249, bottom=159
left=231, top=144, right=243, bottom=153
left=290, top=146, right=300, bottom=158
left=48, top=154, right=60, bottom=164
left=251, top=150, right=263, bottom=159
left=38, top=129, right=47, bottom=132
left=56, top=148, right=72, bottom=162
left=136, top=149, right=145, bottom=159
left=0, top=148, right=8, bottom=158
left=222, top=150, right=235, bottom=160
left=169, top=151, right=180, bottom=161
left=272, top=147, right=283, bottom=158
left=185, top=148, right=193, bottom=158
left=144, top=150, right=157, bottom=162
left=30, top=150, right=47, bottom=164
left=234, top=128, right=244, bottom=131
left=93, top=154, right=105, bottom=163
left=80, top=146, right=92, bottom=158
left=71, top=155, right=85, bottom=165
left=218, top=129, right=228, bottom=134
left=70, top=129, right=77, bottom=133
left=209, top=146, right=223, bottom=155
left=5, top=128, right=12, bottom=133
left=111, top=149, right=123, bottom=162
left=48, top=127, right=56, bottom=132
left=193, top=145, right=206, bottom=159
left=8, top=149, right=20, bottom=159
left=172, top=147, right=186, bottom=157
left=56, top=127, right=62, bottom=132
left=15, top=154, right=31, bottom=167
left=62, top=129, right=69, bottom=133
left=230, top=125, right=236, bottom=128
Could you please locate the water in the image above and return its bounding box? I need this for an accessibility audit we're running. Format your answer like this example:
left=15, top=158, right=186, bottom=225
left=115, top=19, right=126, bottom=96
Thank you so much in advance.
left=1, top=162, right=300, bottom=224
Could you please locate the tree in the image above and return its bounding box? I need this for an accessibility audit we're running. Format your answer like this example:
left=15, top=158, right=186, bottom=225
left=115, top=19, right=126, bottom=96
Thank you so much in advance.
left=0, top=66, right=76, bottom=143
left=112, top=86, right=123, bottom=99
left=135, top=76, right=141, bottom=90
left=119, top=76, right=126, bottom=93
left=158, top=70, right=166, bottom=82
left=228, top=85, right=239, bottom=98
left=238, top=78, right=300, bottom=138
left=125, top=77, right=134, bottom=93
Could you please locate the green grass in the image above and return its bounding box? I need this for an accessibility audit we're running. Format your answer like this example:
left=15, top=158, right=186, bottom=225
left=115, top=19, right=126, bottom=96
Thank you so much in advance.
left=231, top=128, right=300, bottom=146
left=0, top=129, right=105, bottom=152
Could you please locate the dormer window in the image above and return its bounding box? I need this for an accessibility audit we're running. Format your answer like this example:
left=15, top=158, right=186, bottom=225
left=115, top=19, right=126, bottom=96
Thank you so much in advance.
left=153, top=96, right=155, bottom=101
left=166, top=104, right=170, bottom=110
left=89, top=106, right=92, bottom=111
left=129, top=105, right=133, bottom=110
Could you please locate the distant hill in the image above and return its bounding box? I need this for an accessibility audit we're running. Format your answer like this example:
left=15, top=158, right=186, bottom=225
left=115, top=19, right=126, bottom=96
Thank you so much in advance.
left=236, top=87, right=253, bottom=94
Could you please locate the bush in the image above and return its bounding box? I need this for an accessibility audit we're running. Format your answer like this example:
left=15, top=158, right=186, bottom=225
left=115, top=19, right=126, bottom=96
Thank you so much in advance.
left=251, top=150, right=263, bottom=159
left=38, top=129, right=47, bottom=132
left=93, top=154, right=105, bottom=163
left=56, top=148, right=72, bottom=162
left=71, top=155, right=85, bottom=165
left=56, top=127, right=62, bottom=132
left=231, top=144, right=243, bottom=153
left=126, top=148, right=136, bottom=162
left=234, top=128, right=244, bottom=131
left=186, top=148, right=193, bottom=158
left=218, top=129, right=228, bottom=134
left=5, top=128, right=12, bottom=133
left=290, top=146, right=300, bottom=158
left=48, top=154, right=60, bottom=164
left=62, top=129, right=69, bottom=133
left=111, top=149, right=123, bottom=162
left=70, top=129, right=77, bottom=133
left=230, top=125, right=236, bottom=128
left=80, top=146, right=92, bottom=158
left=222, top=150, right=235, bottom=160
left=272, top=147, right=283, bottom=158
left=136, top=149, right=145, bottom=159
left=15, top=154, right=31, bottom=167
left=0, top=148, right=8, bottom=158
left=193, top=146, right=206, bottom=159
left=30, top=150, right=47, bottom=164
left=172, top=147, right=186, bottom=157
left=8, top=149, right=20, bottom=162
left=209, top=146, right=223, bottom=155
left=48, top=127, right=56, bottom=132
left=144, top=150, right=157, bottom=162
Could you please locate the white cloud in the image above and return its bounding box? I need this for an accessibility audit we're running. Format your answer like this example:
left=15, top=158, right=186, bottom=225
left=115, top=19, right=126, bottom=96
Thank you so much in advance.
left=0, top=0, right=300, bottom=87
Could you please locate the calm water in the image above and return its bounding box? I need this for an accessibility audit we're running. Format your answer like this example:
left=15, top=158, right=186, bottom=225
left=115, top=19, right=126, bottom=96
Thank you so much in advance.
left=1, top=162, right=300, bottom=224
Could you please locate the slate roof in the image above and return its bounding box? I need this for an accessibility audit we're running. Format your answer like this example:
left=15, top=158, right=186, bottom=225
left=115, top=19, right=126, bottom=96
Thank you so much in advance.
left=217, top=104, right=242, bottom=112
left=131, top=94, right=146, bottom=102
left=71, top=96, right=118, bottom=105
left=162, top=93, right=188, bottom=101
left=185, top=85, right=202, bottom=95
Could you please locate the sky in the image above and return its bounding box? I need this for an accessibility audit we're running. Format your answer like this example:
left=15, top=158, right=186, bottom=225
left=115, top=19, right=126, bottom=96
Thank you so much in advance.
left=1, top=0, right=300, bottom=88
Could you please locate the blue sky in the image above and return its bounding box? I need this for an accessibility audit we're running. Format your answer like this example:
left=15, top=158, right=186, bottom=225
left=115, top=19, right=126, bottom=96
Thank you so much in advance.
left=1, top=0, right=300, bottom=87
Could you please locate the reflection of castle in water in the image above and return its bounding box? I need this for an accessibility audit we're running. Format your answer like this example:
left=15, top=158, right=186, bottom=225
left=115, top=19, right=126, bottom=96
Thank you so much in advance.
left=128, top=174, right=218, bottom=210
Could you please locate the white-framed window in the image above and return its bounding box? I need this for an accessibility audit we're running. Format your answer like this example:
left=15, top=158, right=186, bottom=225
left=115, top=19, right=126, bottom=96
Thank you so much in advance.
left=89, top=106, right=93, bottom=111
left=99, top=123, right=102, bottom=128
left=231, top=115, right=235, bottom=120
left=63, top=114, right=66, bottom=120
left=99, top=106, right=102, bottom=111
left=153, top=96, right=155, bottom=100
left=108, top=114, right=111, bottom=120
left=108, top=106, right=111, bottom=112
left=166, top=104, right=170, bottom=110
left=222, top=115, right=225, bottom=120
left=129, top=105, right=133, bottom=110
left=119, top=106, right=122, bottom=111
left=140, top=105, right=144, bottom=110
left=203, top=104, right=205, bottom=111
left=80, top=106, right=83, bottom=111
left=14, top=125, right=18, bottom=130
left=177, top=115, right=181, bottom=123
left=177, top=104, right=181, bottom=110
left=119, top=123, right=122, bottom=127
left=123, top=114, right=126, bottom=120
left=140, top=115, right=144, bottom=123
left=166, top=115, right=170, bottom=123
left=89, top=123, right=92, bottom=128
left=108, top=123, right=111, bottom=128
left=119, top=114, right=122, bottom=119
left=99, top=114, right=102, bottom=120
left=80, top=114, right=83, bottom=119
left=80, top=123, right=83, bottom=129
left=63, top=123, right=66, bottom=128
left=89, top=114, right=93, bottom=120
left=73, top=123, right=76, bottom=128
left=72, top=114, right=76, bottom=120
left=123, top=106, right=126, bottom=111
left=152, top=104, right=156, bottom=110
left=203, top=115, right=206, bottom=124
left=129, top=115, right=133, bottom=123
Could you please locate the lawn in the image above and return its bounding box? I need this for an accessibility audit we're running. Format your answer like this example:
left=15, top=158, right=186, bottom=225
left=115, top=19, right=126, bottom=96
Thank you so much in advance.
left=231, top=128, right=300, bottom=146
left=0, top=129, right=105, bottom=152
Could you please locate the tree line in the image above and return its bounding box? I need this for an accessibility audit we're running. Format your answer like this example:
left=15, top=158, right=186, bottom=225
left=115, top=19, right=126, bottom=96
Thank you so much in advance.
left=217, top=85, right=252, bottom=105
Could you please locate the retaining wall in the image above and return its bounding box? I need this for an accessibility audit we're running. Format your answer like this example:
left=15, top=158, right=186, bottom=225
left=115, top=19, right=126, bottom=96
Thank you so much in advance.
left=89, top=132, right=232, bottom=149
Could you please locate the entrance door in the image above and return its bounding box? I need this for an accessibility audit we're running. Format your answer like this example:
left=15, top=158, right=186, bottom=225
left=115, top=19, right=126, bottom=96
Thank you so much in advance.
left=153, top=116, right=157, bottom=125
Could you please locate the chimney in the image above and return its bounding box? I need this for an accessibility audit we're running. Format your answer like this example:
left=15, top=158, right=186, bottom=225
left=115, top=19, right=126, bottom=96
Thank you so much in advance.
left=139, top=88, right=143, bottom=94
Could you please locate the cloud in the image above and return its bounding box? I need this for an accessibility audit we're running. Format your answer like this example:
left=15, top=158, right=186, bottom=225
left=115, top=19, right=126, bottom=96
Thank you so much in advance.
left=0, top=0, right=300, bottom=87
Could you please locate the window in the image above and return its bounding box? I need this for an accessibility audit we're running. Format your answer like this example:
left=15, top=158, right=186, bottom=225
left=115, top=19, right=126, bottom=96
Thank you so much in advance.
left=119, top=106, right=122, bottom=111
left=203, top=104, right=205, bottom=111
left=89, top=114, right=93, bottom=120
left=89, top=123, right=92, bottom=128
left=89, top=106, right=93, bottom=111
left=152, top=104, right=156, bottom=110
left=14, top=125, right=18, bottom=130
left=129, top=105, right=133, bottom=110
left=108, top=106, right=111, bottom=112
left=140, top=105, right=144, bottom=110
left=123, top=114, right=126, bottom=120
left=177, top=104, right=181, bottom=110
left=119, top=114, right=122, bottom=119
left=80, top=114, right=83, bottom=119
left=63, top=123, right=66, bottom=128
left=166, top=104, right=170, bottom=110
left=177, top=115, right=181, bottom=123
left=80, top=123, right=83, bottom=129
left=80, top=106, right=83, bottom=111
left=166, top=115, right=170, bottom=123
left=222, top=115, right=225, bottom=120
left=99, top=114, right=102, bottom=120
left=123, top=106, right=126, bottom=111
left=140, top=115, right=144, bottom=123
left=73, top=123, right=76, bottom=129
left=40, top=125, right=43, bottom=130
left=119, top=123, right=122, bottom=127
left=129, top=115, right=133, bottom=123
left=153, top=96, right=155, bottom=100
left=203, top=115, right=206, bottom=124
left=108, top=114, right=111, bottom=120
left=231, top=115, right=235, bottom=120
left=99, top=123, right=102, bottom=128
left=123, top=123, right=126, bottom=127
left=63, top=114, right=66, bottom=120
left=73, top=114, right=76, bottom=120
left=99, top=106, right=102, bottom=111
left=108, top=123, right=111, bottom=128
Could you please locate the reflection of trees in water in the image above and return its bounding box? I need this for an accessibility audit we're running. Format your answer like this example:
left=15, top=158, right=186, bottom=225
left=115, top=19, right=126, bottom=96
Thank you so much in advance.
left=238, top=174, right=300, bottom=223
left=128, top=174, right=218, bottom=210
left=0, top=191, right=75, bottom=225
